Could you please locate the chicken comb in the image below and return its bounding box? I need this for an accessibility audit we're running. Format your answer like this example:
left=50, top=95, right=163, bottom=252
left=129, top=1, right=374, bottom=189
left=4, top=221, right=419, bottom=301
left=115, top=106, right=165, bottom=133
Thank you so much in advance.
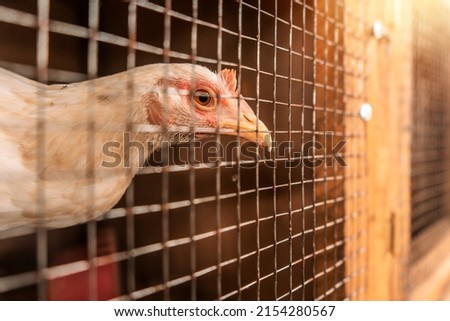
left=220, top=68, right=237, bottom=93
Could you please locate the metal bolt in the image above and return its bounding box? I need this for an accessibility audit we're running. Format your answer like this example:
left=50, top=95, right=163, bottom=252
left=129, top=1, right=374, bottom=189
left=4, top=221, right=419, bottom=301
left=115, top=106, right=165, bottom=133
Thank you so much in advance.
left=359, top=103, right=373, bottom=121
left=372, top=21, right=391, bottom=42
left=372, top=20, right=385, bottom=39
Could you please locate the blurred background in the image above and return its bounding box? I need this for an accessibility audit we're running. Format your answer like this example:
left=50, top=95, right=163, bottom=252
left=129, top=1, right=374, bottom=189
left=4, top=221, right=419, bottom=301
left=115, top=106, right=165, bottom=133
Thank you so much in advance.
left=0, top=0, right=449, bottom=300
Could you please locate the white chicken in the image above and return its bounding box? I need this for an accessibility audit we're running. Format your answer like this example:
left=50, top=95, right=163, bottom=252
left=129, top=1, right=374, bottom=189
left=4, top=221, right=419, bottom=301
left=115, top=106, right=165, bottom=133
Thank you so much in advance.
left=0, top=64, right=271, bottom=229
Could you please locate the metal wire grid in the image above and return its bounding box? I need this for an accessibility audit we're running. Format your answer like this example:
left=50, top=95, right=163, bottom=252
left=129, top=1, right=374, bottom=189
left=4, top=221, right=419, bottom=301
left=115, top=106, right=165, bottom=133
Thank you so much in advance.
left=341, top=0, right=368, bottom=300
left=0, top=0, right=366, bottom=300
left=410, top=0, right=450, bottom=241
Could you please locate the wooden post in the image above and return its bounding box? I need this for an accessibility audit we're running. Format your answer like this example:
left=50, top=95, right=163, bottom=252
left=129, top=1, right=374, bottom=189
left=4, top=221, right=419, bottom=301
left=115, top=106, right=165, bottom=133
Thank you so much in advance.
left=345, top=0, right=413, bottom=300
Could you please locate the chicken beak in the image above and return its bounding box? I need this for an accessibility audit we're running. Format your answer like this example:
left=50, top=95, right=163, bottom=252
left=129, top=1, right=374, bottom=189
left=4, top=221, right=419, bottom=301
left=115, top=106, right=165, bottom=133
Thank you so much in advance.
left=220, top=111, right=272, bottom=152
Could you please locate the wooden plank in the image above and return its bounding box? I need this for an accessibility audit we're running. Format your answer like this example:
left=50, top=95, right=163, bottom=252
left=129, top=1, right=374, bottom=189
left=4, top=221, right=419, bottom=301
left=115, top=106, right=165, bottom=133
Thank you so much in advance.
left=345, top=0, right=413, bottom=300
left=408, top=219, right=450, bottom=300
left=364, top=0, right=412, bottom=300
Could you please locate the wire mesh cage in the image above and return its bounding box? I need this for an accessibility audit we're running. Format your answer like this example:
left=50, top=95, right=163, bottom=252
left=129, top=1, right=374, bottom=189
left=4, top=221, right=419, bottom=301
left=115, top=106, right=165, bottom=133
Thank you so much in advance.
left=408, top=0, right=450, bottom=297
left=0, top=0, right=371, bottom=301
left=410, top=1, right=450, bottom=240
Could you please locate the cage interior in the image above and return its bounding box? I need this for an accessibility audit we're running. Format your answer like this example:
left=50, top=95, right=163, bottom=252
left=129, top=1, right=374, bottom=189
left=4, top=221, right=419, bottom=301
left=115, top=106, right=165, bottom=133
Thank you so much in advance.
left=0, top=0, right=369, bottom=301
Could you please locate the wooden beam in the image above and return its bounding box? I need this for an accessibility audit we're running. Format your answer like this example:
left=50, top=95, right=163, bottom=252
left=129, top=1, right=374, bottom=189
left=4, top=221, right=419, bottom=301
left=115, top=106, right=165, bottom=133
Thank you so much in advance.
left=345, top=0, right=413, bottom=300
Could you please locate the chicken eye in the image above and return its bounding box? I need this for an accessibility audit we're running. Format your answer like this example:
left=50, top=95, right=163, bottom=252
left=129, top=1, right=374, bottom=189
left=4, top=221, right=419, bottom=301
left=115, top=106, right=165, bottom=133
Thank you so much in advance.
left=193, top=89, right=214, bottom=108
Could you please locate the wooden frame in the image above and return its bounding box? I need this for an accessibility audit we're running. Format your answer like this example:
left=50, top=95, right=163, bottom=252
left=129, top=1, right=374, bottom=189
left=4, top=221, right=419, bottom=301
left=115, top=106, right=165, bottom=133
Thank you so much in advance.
left=345, top=0, right=413, bottom=300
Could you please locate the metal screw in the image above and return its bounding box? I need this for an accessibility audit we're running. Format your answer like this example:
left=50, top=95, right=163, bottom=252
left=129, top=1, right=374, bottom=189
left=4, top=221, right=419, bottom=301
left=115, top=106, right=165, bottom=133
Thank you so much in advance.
left=372, top=20, right=391, bottom=42
left=359, top=103, right=373, bottom=121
